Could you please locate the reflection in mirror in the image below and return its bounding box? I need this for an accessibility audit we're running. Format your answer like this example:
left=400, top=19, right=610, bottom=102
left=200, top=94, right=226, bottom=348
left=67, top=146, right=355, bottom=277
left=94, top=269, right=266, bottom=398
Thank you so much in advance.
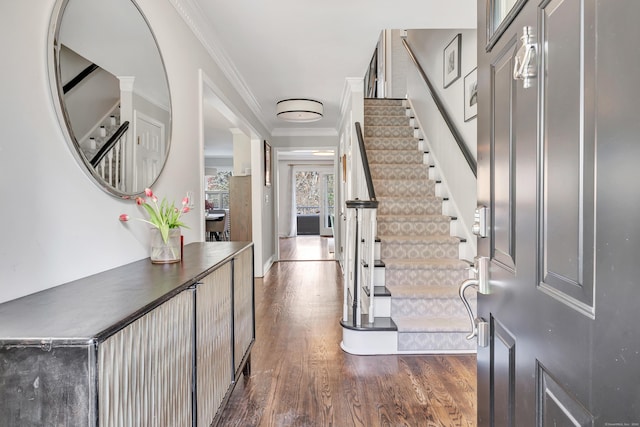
left=49, top=0, right=171, bottom=197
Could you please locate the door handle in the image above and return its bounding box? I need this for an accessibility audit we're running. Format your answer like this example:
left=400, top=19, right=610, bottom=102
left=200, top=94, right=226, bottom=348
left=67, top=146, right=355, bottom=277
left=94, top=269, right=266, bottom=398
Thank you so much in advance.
left=513, top=26, right=538, bottom=89
left=459, top=257, right=490, bottom=347
left=459, top=279, right=489, bottom=347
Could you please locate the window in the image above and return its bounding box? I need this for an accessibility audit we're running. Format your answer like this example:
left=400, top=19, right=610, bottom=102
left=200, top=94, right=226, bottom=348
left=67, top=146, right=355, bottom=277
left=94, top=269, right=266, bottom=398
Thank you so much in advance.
left=205, top=171, right=231, bottom=210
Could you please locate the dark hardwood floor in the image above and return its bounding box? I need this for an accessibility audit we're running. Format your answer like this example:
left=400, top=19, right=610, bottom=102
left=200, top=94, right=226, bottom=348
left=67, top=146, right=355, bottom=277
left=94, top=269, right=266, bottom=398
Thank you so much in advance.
left=216, top=259, right=477, bottom=426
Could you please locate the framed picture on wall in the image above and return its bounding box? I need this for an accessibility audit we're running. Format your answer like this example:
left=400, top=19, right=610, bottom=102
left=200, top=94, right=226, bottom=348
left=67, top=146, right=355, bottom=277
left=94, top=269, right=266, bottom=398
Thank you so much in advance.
left=464, top=67, right=478, bottom=121
left=264, top=140, right=272, bottom=187
left=443, top=33, right=462, bottom=88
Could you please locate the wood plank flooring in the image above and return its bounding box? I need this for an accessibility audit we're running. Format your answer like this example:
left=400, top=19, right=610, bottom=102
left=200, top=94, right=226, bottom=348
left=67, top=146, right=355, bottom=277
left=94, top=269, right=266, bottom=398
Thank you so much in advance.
left=216, top=260, right=477, bottom=426
left=279, top=236, right=335, bottom=261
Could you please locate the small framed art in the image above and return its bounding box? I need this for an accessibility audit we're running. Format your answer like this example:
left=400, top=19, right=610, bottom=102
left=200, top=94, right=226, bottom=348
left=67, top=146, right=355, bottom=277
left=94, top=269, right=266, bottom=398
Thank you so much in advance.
left=464, top=68, right=478, bottom=122
left=264, top=140, right=272, bottom=187
left=443, top=34, right=462, bottom=88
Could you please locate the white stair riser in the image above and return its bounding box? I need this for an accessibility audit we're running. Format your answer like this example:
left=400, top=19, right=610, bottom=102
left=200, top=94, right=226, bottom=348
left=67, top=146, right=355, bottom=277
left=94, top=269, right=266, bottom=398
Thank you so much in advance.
left=374, top=266, right=385, bottom=286
left=374, top=297, right=391, bottom=317
left=341, top=329, right=398, bottom=355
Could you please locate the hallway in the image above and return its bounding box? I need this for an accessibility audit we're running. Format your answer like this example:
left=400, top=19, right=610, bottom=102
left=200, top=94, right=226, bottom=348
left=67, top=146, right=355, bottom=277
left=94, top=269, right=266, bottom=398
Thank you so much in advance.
left=215, top=255, right=477, bottom=426
left=278, top=236, right=335, bottom=261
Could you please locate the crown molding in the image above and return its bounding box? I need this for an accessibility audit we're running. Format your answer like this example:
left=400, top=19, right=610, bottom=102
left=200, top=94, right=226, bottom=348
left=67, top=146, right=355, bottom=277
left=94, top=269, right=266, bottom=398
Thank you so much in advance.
left=169, top=0, right=270, bottom=132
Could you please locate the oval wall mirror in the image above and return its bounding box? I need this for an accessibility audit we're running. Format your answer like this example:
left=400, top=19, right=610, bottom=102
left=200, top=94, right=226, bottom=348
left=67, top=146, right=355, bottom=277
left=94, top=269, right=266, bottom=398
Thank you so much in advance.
left=48, top=0, right=171, bottom=197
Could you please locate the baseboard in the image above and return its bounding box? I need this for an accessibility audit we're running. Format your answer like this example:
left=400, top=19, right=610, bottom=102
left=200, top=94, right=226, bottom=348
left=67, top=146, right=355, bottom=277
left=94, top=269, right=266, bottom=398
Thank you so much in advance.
left=262, top=255, right=275, bottom=276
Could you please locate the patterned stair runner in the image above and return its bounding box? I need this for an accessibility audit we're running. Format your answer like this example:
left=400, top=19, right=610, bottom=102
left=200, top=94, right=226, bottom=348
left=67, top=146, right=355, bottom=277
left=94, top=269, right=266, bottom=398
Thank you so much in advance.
left=364, top=98, right=476, bottom=352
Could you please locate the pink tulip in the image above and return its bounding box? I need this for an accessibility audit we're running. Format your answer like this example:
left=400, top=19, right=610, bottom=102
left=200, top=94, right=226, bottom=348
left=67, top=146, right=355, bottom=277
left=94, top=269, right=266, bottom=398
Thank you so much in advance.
left=182, top=196, right=189, bottom=206
left=119, top=214, right=129, bottom=222
left=145, top=188, right=154, bottom=198
left=135, top=197, right=145, bottom=205
left=182, top=206, right=191, bottom=214
left=152, top=196, right=158, bottom=203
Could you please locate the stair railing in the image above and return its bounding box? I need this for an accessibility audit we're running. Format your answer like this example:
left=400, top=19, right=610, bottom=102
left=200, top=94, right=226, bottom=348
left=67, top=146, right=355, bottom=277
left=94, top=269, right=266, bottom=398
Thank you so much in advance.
left=401, top=38, right=477, bottom=177
left=344, top=122, right=378, bottom=327
left=90, top=121, right=129, bottom=191
left=63, top=63, right=99, bottom=94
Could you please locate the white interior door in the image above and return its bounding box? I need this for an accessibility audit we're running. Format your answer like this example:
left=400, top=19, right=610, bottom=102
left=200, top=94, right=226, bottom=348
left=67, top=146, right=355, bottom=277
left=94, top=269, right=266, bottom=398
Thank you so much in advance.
left=134, top=111, right=165, bottom=193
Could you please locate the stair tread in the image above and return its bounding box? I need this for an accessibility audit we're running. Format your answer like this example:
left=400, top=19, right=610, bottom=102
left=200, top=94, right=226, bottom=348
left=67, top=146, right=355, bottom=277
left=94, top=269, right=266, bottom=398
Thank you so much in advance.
left=364, top=285, right=392, bottom=297
left=340, top=315, right=398, bottom=331
left=393, top=316, right=470, bottom=333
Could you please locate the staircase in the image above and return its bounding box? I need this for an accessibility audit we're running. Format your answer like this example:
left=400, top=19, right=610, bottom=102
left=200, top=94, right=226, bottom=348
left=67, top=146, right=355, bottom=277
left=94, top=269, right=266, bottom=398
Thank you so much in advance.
left=78, top=106, right=127, bottom=190
left=342, top=98, right=476, bottom=354
left=79, top=110, right=121, bottom=161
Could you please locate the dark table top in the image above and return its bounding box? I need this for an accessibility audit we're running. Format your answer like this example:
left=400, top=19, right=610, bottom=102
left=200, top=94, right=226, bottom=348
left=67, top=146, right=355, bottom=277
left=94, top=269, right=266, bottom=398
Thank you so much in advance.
left=0, top=242, right=252, bottom=344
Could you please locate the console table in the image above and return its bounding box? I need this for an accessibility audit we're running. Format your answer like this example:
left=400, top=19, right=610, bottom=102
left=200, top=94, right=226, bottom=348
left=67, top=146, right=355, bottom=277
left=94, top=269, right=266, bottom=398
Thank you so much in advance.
left=0, top=242, right=254, bottom=426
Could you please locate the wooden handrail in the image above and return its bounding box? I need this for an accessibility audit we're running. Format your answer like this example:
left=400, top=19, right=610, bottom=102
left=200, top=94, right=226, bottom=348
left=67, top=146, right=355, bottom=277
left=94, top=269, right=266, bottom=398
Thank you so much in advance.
left=63, top=63, right=99, bottom=94
left=354, top=122, right=376, bottom=201
left=90, top=121, right=129, bottom=167
left=402, top=39, right=477, bottom=177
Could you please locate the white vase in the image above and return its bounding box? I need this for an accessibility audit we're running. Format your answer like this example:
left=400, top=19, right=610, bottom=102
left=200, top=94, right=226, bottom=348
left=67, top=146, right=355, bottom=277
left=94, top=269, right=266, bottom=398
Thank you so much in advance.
left=149, top=227, right=181, bottom=264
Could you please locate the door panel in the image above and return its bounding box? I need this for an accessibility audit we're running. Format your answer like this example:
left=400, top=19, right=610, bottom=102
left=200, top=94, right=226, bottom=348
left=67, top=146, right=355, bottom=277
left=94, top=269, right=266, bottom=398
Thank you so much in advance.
left=491, top=318, right=516, bottom=426
left=491, top=36, right=518, bottom=271
left=538, top=364, right=593, bottom=426
left=478, top=0, right=640, bottom=425
left=539, top=0, right=596, bottom=313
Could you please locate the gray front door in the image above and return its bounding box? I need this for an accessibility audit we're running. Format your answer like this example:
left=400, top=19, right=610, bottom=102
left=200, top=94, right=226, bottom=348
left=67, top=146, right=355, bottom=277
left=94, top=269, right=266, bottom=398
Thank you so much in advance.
left=476, top=0, right=640, bottom=425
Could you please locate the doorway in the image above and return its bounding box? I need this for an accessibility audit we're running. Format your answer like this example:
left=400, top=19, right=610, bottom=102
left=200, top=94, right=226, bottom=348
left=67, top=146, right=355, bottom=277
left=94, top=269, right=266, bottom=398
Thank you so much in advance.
left=275, top=149, right=336, bottom=262
left=293, top=169, right=334, bottom=237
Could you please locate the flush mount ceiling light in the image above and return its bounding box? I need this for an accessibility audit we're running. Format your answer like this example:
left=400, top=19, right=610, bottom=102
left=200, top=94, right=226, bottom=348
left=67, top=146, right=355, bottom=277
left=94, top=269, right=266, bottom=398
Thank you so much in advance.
left=276, top=99, right=323, bottom=122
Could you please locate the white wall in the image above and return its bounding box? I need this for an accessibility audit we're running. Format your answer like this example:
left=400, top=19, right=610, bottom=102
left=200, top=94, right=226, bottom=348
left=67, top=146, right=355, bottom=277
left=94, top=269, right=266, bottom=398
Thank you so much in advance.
left=405, top=29, right=477, bottom=151
left=0, top=1, right=269, bottom=303
left=232, top=131, right=251, bottom=176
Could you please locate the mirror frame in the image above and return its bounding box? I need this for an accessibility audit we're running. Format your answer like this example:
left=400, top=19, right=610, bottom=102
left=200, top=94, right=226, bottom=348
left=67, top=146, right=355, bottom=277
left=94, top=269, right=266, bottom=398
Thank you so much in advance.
left=47, top=0, right=172, bottom=198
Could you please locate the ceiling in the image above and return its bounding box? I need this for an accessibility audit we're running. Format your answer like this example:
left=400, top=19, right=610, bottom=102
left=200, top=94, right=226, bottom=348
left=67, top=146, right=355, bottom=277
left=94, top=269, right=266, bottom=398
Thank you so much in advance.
left=178, top=0, right=477, bottom=158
